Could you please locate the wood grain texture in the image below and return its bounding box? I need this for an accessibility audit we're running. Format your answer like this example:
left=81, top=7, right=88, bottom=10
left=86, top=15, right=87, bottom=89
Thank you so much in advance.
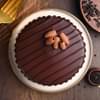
left=0, top=0, right=100, bottom=100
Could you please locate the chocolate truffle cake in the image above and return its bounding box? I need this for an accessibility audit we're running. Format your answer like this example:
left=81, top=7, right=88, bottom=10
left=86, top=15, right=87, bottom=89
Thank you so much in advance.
left=9, top=9, right=93, bottom=92
left=15, top=16, right=85, bottom=85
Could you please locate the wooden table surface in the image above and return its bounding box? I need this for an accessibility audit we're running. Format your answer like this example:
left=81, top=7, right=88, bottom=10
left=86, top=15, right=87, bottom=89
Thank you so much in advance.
left=0, top=0, right=100, bottom=100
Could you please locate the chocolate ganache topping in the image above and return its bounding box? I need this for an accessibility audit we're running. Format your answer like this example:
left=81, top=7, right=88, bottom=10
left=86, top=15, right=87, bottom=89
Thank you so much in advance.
left=15, top=16, right=86, bottom=85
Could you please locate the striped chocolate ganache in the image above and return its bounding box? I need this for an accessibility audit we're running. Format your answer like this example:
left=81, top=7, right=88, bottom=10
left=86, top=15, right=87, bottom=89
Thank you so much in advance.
left=15, top=16, right=86, bottom=85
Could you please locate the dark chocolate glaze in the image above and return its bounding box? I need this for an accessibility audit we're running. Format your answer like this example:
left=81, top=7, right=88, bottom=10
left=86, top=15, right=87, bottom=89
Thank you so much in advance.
left=15, top=16, right=86, bottom=85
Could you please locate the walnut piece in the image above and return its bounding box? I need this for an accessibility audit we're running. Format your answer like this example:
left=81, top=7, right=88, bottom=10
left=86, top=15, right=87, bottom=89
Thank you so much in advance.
left=45, top=30, right=70, bottom=50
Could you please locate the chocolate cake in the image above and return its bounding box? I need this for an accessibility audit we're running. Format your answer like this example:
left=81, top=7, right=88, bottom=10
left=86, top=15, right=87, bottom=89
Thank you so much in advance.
left=15, top=16, right=86, bottom=85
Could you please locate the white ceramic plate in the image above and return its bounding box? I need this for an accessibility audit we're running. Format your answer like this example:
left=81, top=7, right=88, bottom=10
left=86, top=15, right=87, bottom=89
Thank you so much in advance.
left=9, top=9, right=93, bottom=92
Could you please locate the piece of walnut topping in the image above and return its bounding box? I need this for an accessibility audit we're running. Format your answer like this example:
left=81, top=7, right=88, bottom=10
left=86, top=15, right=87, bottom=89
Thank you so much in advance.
left=44, top=30, right=70, bottom=50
